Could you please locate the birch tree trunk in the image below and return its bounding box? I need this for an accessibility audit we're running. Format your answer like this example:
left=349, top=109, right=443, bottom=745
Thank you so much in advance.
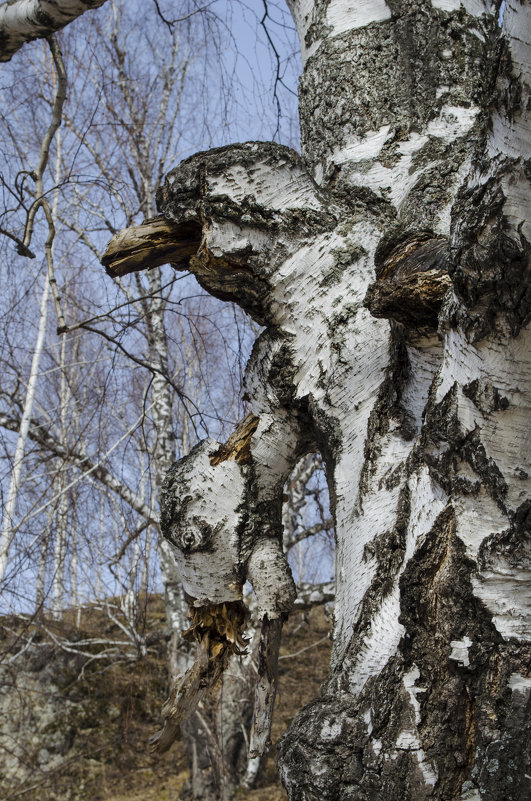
left=103, top=1, right=530, bottom=799
left=0, top=269, right=50, bottom=585
left=52, top=323, right=69, bottom=618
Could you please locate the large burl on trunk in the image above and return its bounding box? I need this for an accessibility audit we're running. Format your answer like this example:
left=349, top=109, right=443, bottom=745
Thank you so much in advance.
left=103, top=1, right=531, bottom=799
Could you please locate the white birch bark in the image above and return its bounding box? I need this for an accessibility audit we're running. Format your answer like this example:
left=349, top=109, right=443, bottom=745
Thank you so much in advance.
left=95, top=492, right=105, bottom=600
left=0, top=0, right=108, bottom=61
left=102, top=1, right=531, bottom=798
left=71, top=499, right=79, bottom=620
left=0, top=270, right=50, bottom=585
left=52, top=287, right=69, bottom=619
left=35, top=501, right=53, bottom=612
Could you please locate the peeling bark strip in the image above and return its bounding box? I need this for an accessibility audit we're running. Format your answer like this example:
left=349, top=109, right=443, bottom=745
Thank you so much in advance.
left=104, top=0, right=530, bottom=797
left=0, top=0, right=108, bottom=62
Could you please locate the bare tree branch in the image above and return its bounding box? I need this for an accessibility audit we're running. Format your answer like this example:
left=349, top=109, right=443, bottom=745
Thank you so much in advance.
left=21, top=34, right=67, bottom=252
left=0, top=412, right=158, bottom=524
left=293, top=581, right=335, bottom=611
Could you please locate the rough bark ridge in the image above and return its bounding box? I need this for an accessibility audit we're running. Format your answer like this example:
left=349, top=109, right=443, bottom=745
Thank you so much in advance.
left=103, top=1, right=530, bottom=799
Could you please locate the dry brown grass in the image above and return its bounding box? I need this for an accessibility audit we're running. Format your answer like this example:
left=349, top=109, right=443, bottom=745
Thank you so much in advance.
left=1, top=599, right=331, bottom=801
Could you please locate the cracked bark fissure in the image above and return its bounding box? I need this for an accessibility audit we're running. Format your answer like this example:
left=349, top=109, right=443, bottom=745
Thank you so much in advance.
left=103, top=1, right=530, bottom=798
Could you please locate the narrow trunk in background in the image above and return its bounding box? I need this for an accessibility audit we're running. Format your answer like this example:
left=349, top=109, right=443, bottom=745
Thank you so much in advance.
left=0, top=271, right=50, bottom=585
left=52, top=334, right=70, bottom=618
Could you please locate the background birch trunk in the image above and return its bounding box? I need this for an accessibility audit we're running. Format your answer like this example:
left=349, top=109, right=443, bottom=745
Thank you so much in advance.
left=104, top=1, right=530, bottom=799
left=0, top=267, right=50, bottom=585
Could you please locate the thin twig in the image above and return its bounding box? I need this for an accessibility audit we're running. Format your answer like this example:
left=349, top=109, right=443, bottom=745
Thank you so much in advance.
left=260, top=0, right=297, bottom=140
left=151, top=0, right=216, bottom=29
left=278, top=635, right=330, bottom=661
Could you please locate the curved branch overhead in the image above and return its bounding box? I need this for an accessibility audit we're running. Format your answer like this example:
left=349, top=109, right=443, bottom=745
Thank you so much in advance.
left=0, top=0, right=109, bottom=62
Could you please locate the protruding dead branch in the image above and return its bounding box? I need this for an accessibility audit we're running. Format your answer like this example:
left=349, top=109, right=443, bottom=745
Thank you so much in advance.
left=150, top=600, right=248, bottom=754
left=365, top=236, right=451, bottom=328
left=210, top=413, right=259, bottom=466
left=101, top=216, right=200, bottom=277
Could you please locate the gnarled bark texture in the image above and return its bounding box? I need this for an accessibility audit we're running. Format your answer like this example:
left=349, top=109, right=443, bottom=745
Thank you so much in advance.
left=103, top=1, right=530, bottom=799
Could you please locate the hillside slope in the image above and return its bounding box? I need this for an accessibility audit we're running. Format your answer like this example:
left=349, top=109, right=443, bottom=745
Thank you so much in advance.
left=0, top=599, right=331, bottom=800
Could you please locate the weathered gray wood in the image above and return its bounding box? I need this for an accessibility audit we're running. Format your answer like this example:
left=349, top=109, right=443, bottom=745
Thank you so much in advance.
left=151, top=600, right=248, bottom=755
left=102, top=216, right=200, bottom=277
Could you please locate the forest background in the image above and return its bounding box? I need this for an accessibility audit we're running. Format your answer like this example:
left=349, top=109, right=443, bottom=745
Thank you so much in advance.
left=0, top=2, right=334, bottom=798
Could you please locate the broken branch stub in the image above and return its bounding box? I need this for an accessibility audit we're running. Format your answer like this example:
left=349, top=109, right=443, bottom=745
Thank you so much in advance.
left=150, top=601, right=248, bottom=754
left=101, top=216, right=200, bottom=277
left=248, top=616, right=283, bottom=757
left=102, top=141, right=338, bottom=327
left=152, top=422, right=297, bottom=754
left=364, top=235, right=451, bottom=328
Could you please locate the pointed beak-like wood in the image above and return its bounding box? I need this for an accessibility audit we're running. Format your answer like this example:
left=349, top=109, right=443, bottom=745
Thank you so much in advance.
left=102, top=216, right=201, bottom=278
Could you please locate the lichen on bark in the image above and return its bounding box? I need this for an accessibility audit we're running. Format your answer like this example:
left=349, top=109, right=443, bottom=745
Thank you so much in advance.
left=102, top=0, right=531, bottom=797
